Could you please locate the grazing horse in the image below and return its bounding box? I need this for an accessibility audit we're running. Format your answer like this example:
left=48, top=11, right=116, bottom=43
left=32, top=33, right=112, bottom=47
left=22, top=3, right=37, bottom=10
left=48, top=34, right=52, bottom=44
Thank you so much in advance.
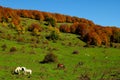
left=57, top=63, right=65, bottom=69
left=14, top=67, right=22, bottom=74
left=14, top=66, right=32, bottom=75
left=23, top=69, right=32, bottom=75
left=21, top=67, right=26, bottom=71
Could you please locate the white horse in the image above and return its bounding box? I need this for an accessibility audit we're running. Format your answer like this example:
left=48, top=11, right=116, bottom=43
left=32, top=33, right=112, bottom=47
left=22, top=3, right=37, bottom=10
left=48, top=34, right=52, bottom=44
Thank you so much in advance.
left=21, top=67, right=26, bottom=71
left=23, top=69, right=32, bottom=75
left=14, top=67, right=22, bottom=74
left=14, top=66, right=32, bottom=75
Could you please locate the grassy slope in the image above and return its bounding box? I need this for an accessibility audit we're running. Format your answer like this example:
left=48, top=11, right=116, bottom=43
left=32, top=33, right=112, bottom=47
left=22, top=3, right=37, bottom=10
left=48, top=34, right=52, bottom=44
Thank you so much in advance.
left=0, top=18, right=120, bottom=80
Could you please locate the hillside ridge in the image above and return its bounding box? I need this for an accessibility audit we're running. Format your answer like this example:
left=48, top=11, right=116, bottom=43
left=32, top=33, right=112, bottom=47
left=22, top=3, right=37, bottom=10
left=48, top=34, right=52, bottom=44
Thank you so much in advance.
left=0, top=6, right=120, bottom=47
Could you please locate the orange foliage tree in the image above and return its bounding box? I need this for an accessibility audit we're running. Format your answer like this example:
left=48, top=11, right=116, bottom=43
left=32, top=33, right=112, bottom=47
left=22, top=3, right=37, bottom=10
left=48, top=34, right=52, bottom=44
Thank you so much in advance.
left=1, top=6, right=120, bottom=46
left=28, top=23, right=42, bottom=36
left=59, top=24, right=70, bottom=33
left=84, top=31, right=102, bottom=46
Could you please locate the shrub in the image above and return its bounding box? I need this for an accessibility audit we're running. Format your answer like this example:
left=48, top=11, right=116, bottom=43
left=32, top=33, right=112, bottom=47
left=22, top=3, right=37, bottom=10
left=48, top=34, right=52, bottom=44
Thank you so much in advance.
left=1, top=44, right=7, bottom=51
left=16, top=25, right=26, bottom=34
left=49, top=31, right=59, bottom=40
left=28, top=23, right=42, bottom=32
left=30, top=43, right=38, bottom=48
left=72, top=50, right=79, bottom=54
left=0, top=33, right=6, bottom=39
left=10, top=46, right=17, bottom=52
left=45, top=17, right=56, bottom=27
left=41, top=52, right=58, bottom=63
left=17, top=37, right=25, bottom=42
left=28, top=23, right=42, bottom=36
left=46, top=27, right=60, bottom=40
left=7, top=34, right=12, bottom=40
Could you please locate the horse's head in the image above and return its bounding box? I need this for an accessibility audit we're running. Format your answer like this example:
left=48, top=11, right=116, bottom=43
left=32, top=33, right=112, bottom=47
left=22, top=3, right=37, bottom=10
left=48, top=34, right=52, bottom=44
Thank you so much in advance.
left=21, top=67, right=26, bottom=71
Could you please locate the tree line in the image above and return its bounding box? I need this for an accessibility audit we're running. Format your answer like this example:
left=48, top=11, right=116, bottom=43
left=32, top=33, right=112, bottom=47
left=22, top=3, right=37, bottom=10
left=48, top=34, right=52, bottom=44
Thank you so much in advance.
left=60, top=22, right=120, bottom=47
left=0, top=6, right=120, bottom=47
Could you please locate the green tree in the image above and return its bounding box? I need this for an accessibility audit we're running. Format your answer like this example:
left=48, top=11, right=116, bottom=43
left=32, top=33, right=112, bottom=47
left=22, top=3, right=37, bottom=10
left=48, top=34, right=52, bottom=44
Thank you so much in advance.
left=45, top=17, right=56, bottom=27
left=46, top=27, right=60, bottom=40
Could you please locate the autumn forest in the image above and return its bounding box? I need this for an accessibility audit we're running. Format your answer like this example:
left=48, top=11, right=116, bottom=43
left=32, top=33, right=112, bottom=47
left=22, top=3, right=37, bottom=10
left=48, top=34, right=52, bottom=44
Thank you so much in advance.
left=0, top=6, right=120, bottom=47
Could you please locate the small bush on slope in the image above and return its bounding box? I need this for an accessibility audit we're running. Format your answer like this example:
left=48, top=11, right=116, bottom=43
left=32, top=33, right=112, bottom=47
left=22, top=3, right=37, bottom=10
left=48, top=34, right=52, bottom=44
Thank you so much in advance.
left=41, top=52, right=58, bottom=63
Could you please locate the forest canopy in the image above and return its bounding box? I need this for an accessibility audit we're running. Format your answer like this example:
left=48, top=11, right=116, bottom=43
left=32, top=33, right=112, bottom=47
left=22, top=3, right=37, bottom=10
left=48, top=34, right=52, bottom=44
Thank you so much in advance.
left=0, top=6, right=120, bottom=47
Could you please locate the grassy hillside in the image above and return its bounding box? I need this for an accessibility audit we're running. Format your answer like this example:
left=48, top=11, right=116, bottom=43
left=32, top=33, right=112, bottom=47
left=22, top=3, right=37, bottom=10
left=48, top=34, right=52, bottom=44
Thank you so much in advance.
left=0, top=18, right=120, bottom=80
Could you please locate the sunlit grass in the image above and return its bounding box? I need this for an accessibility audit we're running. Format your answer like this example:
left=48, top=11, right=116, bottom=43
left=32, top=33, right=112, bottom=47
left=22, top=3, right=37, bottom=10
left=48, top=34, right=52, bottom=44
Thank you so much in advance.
left=0, top=18, right=120, bottom=80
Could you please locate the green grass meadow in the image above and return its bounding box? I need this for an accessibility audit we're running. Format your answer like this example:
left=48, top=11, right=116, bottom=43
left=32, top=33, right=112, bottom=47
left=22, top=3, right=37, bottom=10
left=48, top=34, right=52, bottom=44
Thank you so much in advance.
left=0, top=18, right=120, bottom=80
left=0, top=39, right=120, bottom=80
